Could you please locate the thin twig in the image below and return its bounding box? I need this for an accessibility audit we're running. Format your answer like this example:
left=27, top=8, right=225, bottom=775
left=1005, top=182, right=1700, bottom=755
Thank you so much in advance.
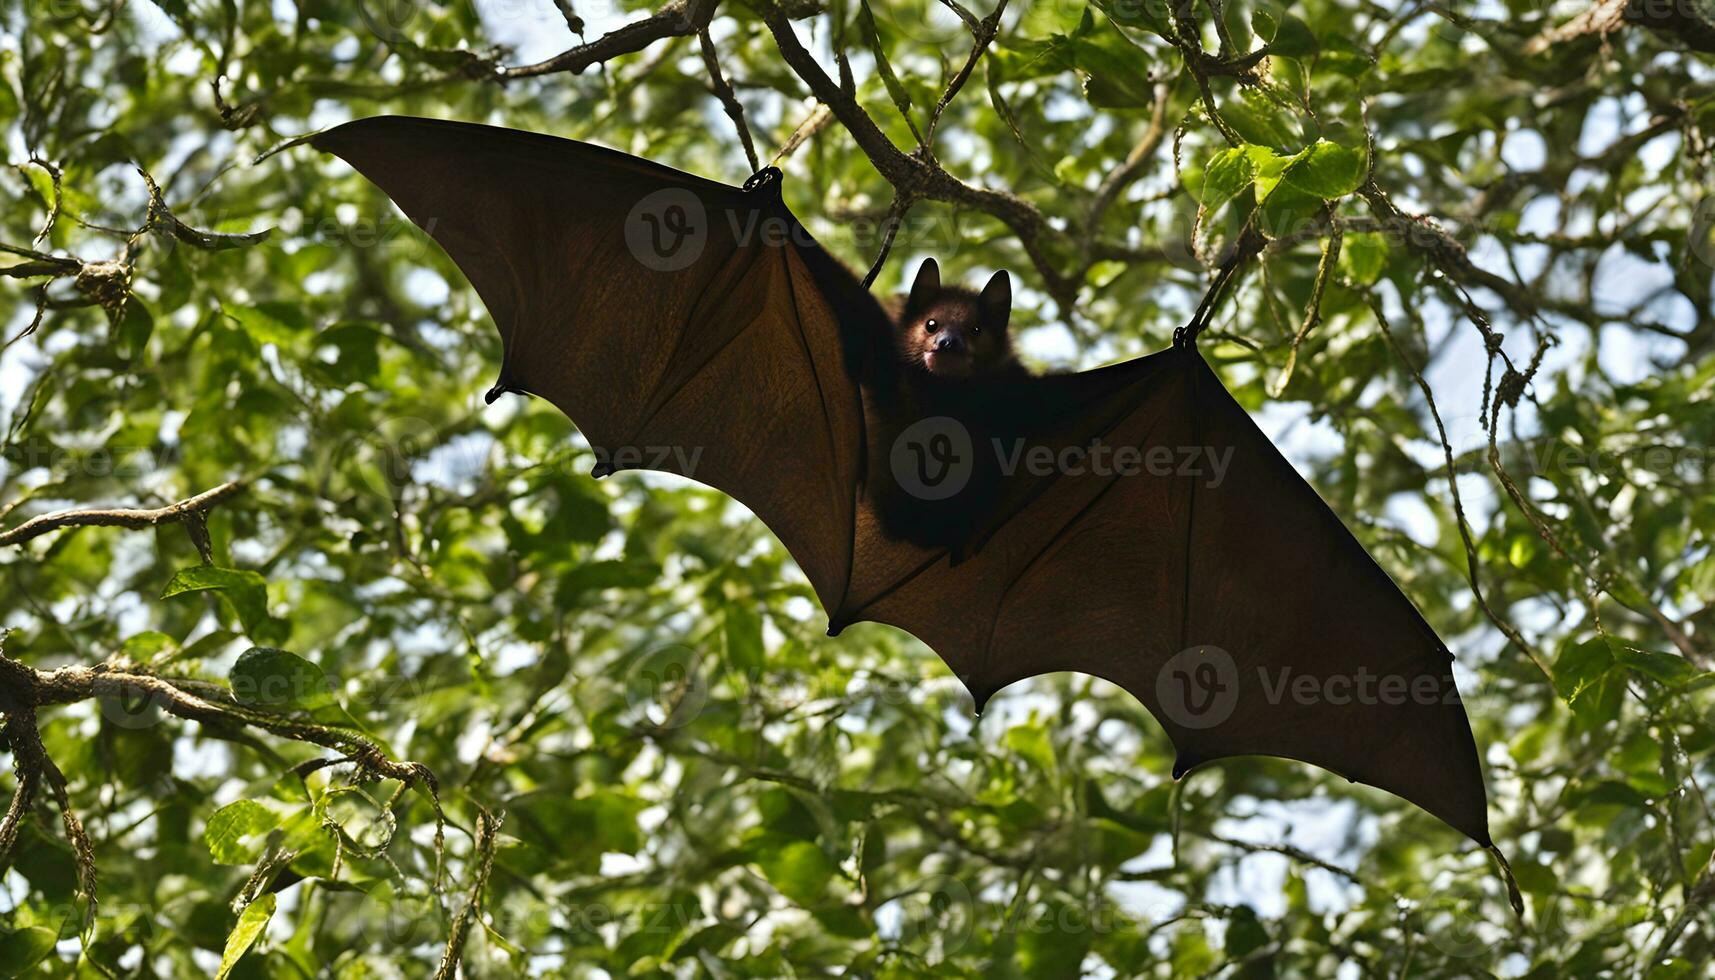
left=432, top=807, right=501, bottom=980
left=1269, top=213, right=1342, bottom=396
left=501, top=0, right=719, bottom=78
left=861, top=194, right=913, bottom=288
left=1367, top=292, right=1551, bottom=678
left=771, top=103, right=834, bottom=165
left=922, top=0, right=1009, bottom=149
left=699, top=28, right=759, bottom=172
left=1084, top=82, right=1174, bottom=252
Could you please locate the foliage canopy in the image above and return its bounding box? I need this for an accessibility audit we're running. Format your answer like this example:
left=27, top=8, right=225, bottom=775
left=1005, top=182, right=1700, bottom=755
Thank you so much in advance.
left=2, top=0, right=1714, bottom=975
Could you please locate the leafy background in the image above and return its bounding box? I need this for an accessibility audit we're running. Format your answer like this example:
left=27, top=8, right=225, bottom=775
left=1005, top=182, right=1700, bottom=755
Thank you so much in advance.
left=1, top=0, right=1713, bottom=975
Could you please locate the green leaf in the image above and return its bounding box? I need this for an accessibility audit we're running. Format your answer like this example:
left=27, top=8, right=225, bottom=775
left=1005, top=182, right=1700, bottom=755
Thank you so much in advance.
left=230, top=647, right=334, bottom=711
left=1222, top=91, right=1299, bottom=150
left=758, top=840, right=836, bottom=905
left=509, top=790, right=646, bottom=873
left=1246, top=144, right=1295, bottom=201
left=556, top=559, right=661, bottom=604
left=1266, top=13, right=1319, bottom=58
left=162, top=566, right=288, bottom=645
left=1224, top=905, right=1270, bottom=957
left=724, top=604, right=765, bottom=673
left=1096, top=0, right=1172, bottom=37
left=1076, top=24, right=1157, bottom=109
left=1280, top=140, right=1367, bottom=199
left=1613, top=645, right=1700, bottom=685
left=1005, top=723, right=1057, bottom=774
left=216, top=894, right=276, bottom=979
left=116, top=298, right=154, bottom=360
left=1340, top=231, right=1390, bottom=284
left=226, top=303, right=301, bottom=346
left=0, top=926, right=58, bottom=975
left=205, top=800, right=282, bottom=865
left=120, top=630, right=175, bottom=660
left=1200, top=147, right=1257, bottom=211
left=1092, top=817, right=1154, bottom=866
left=309, top=322, right=386, bottom=386
left=1553, top=637, right=1615, bottom=707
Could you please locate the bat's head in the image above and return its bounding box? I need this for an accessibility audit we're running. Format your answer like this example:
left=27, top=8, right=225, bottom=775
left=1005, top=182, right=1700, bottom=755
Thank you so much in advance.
left=896, top=258, right=1016, bottom=379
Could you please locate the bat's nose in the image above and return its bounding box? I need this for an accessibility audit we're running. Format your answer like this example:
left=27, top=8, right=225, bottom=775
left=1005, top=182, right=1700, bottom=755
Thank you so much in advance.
left=934, top=333, right=964, bottom=353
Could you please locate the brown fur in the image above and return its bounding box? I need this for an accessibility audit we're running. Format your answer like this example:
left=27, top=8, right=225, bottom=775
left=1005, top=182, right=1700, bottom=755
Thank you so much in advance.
left=858, top=259, right=1039, bottom=555
left=890, top=259, right=1028, bottom=381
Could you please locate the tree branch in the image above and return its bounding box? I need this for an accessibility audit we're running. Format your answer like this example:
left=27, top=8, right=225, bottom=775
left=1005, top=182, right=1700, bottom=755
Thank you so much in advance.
left=0, top=641, right=446, bottom=910
left=500, top=0, right=720, bottom=78
left=756, top=1, right=1082, bottom=306
left=700, top=27, right=760, bottom=172
left=0, top=479, right=246, bottom=554
left=433, top=807, right=501, bottom=980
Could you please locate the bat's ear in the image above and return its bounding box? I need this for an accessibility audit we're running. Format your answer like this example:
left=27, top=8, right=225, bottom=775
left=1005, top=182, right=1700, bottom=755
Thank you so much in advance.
left=907, top=257, right=941, bottom=311
left=979, top=269, right=1012, bottom=330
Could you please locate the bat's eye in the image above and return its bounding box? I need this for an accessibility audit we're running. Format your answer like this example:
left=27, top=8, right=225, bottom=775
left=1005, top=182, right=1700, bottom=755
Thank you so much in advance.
left=925, top=318, right=938, bottom=333
left=971, top=324, right=982, bottom=335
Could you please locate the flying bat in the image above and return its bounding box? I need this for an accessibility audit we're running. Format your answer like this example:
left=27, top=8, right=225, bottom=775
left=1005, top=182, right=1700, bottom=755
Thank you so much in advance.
left=313, top=116, right=1496, bottom=853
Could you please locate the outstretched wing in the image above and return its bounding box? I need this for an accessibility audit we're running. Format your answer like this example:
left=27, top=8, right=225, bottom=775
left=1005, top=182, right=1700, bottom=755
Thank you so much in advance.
left=313, top=116, right=873, bottom=614
left=847, top=348, right=1491, bottom=844
left=319, top=117, right=1490, bottom=844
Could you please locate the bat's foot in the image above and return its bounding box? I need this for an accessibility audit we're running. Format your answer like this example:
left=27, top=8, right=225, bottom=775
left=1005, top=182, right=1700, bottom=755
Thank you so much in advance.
left=484, top=376, right=524, bottom=404
left=966, top=680, right=995, bottom=717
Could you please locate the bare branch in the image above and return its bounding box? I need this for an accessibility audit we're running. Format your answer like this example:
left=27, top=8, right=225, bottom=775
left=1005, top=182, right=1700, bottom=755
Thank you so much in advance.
left=756, top=1, right=1082, bottom=306
left=433, top=807, right=501, bottom=980
left=1084, top=82, right=1174, bottom=251
left=700, top=28, right=760, bottom=173
left=923, top=0, right=1010, bottom=148
left=1525, top=0, right=1715, bottom=55
left=501, top=0, right=719, bottom=78
left=0, top=480, right=247, bottom=550
left=771, top=103, right=834, bottom=165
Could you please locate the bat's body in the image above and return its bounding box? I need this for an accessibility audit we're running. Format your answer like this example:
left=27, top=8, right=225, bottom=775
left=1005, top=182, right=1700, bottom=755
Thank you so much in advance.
left=315, top=117, right=1495, bottom=849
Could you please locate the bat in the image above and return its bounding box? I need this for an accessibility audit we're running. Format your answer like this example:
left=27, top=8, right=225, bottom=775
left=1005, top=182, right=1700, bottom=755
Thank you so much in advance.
left=313, top=116, right=1502, bottom=864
